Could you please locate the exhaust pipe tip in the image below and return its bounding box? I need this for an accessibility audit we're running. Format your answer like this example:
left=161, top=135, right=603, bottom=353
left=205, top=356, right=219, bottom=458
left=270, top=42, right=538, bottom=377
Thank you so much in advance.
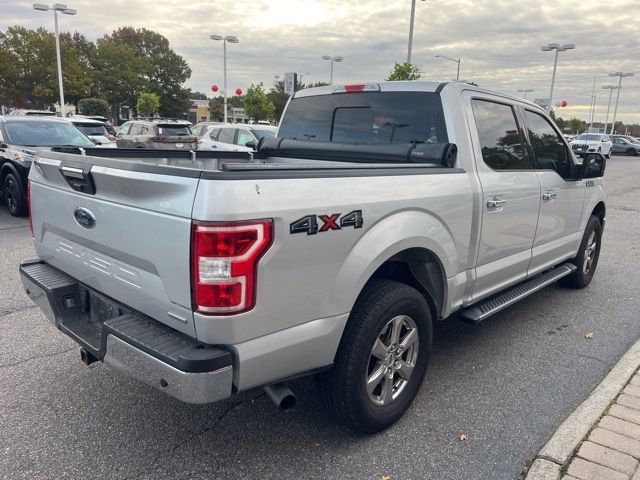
left=264, top=383, right=296, bottom=412
left=80, top=348, right=98, bottom=366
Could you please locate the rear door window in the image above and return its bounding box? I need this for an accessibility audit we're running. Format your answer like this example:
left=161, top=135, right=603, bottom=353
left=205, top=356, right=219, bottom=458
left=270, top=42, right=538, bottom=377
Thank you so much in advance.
left=471, top=99, right=528, bottom=170
left=217, top=128, right=236, bottom=144
left=157, top=125, right=191, bottom=136
left=278, top=91, right=448, bottom=144
left=129, top=123, right=143, bottom=135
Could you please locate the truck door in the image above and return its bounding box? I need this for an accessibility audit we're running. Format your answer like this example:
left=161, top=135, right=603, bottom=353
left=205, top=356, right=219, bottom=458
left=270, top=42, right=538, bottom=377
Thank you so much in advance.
left=468, top=97, right=541, bottom=301
left=522, top=109, right=585, bottom=275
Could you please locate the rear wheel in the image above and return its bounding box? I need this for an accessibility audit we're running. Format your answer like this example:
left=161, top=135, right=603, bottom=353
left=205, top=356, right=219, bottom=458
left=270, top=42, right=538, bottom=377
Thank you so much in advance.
left=626, top=148, right=636, bottom=156
left=3, top=173, right=27, bottom=217
left=316, top=280, right=432, bottom=434
left=559, top=215, right=602, bottom=289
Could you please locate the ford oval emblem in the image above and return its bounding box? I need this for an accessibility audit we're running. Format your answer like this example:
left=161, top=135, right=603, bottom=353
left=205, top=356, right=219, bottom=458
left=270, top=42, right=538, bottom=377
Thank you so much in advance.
left=74, top=207, right=96, bottom=229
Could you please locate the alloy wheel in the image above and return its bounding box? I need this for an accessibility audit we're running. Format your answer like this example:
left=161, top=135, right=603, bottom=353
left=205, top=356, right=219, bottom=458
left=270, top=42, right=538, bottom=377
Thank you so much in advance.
left=365, top=315, right=420, bottom=406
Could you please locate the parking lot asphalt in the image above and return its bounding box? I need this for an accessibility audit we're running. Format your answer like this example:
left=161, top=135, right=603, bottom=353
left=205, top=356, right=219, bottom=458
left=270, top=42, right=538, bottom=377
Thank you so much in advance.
left=1, top=155, right=639, bottom=480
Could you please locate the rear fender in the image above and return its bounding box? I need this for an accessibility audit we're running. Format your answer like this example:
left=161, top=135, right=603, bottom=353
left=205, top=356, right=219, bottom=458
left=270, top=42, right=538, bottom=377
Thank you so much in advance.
left=327, top=210, right=459, bottom=318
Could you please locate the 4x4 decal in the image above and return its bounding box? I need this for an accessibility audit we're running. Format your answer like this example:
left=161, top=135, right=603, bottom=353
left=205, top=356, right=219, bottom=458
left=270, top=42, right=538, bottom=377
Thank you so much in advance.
left=290, top=210, right=363, bottom=235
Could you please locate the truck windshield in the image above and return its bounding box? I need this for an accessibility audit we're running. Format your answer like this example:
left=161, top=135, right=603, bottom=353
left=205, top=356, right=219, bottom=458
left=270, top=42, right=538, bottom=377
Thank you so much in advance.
left=278, top=91, right=448, bottom=144
left=4, top=120, right=95, bottom=147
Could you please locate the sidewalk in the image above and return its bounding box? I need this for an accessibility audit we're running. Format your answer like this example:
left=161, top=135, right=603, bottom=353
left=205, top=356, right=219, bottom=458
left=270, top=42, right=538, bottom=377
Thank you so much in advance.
left=526, top=339, right=640, bottom=480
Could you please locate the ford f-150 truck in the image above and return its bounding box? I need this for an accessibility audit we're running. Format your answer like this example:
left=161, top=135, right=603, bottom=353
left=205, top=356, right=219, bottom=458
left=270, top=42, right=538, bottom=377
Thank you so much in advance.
left=20, top=81, right=606, bottom=433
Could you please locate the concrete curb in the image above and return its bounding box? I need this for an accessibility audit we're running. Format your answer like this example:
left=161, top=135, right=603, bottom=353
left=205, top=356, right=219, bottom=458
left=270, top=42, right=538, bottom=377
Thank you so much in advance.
left=525, top=337, right=640, bottom=479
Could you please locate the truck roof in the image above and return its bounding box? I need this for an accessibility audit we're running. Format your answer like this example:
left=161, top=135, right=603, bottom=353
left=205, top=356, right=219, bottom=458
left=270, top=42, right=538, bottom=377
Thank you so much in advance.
left=293, top=81, right=543, bottom=110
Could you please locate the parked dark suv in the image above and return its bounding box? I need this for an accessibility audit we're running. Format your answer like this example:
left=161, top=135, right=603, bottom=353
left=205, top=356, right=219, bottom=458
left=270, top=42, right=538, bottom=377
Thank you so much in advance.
left=115, top=119, right=197, bottom=150
left=0, top=116, right=94, bottom=216
left=611, top=135, right=640, bottom=156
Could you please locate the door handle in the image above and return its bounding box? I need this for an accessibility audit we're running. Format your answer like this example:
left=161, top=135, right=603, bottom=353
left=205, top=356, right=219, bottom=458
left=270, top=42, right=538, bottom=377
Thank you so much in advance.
left=487, top=197, right=507, bottom=209
left=542, top=192, right=557, bottom=201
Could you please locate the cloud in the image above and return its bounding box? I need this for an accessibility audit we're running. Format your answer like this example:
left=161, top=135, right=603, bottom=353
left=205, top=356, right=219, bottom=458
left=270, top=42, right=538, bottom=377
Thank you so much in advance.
left=3, top=0, right=639, bottom=122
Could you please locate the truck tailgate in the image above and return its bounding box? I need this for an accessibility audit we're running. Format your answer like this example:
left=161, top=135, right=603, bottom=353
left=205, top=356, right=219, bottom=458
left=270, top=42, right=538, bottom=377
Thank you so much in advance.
left=28, top=153, right=199, bottom=336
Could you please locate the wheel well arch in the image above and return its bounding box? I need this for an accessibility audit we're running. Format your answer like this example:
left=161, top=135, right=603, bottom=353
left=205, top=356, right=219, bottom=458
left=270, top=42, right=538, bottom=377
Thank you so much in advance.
left=365, top=247, right=446, bottom=321
left=591, top=201, right=605, bottom=224
left=0, top=162, right=20, bottom=187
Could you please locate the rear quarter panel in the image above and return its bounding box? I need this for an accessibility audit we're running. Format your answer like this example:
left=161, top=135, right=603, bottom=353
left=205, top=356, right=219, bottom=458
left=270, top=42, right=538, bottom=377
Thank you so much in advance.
left=191, top=171, right=474, bottom=345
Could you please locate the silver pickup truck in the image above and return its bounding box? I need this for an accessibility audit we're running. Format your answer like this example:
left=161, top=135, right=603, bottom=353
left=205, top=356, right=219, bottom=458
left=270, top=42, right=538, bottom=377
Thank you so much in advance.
left=20, top=81, right=606, bottom=433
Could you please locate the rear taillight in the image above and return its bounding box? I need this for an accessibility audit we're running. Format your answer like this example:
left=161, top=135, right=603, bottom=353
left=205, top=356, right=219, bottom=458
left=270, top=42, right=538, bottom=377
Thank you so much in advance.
left=27, top=180, right=33, bottom=238
left=191, top=220, right=273, bottom=314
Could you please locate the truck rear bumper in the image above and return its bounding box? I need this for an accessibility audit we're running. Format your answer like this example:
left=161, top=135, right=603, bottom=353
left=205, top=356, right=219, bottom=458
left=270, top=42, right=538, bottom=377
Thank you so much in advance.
left=19, top=260, right=233, bottom=404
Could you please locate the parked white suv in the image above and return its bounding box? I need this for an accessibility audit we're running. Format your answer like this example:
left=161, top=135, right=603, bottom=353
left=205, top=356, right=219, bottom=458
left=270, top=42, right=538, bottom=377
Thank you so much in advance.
left=194, top=123, right=277, bottom=151
left=570, top=133, right=613, bottom=158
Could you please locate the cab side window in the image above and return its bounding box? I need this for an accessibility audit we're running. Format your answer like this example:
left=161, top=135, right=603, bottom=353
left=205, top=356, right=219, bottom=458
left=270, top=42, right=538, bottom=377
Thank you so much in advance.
left=471, top=99, right=528, bottom=170
left=525, top=110, right=572, bottom=179
left=236, top=130, right=255, bottom=146
left=129, top=123, right=143, bottom=135
left=217, top=128, right=236, bottom=144
left=210, top=128, right=221, bottom=140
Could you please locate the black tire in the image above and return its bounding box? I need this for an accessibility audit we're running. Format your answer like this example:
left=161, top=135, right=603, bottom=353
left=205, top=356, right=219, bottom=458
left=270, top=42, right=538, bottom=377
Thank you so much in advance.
left=626, top=148, right=635, bottom=156
left=316, top=279, right=433, bottom=434
left=559, top=215, right=602, bottom=289
left=3, top=173, right=27, bottom=217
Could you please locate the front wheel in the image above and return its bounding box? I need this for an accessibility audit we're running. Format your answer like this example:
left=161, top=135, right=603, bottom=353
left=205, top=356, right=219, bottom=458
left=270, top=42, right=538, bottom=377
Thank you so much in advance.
left=627, top=148, right=636, bottom=156
left=316, top=280, right=432, bottom=434
left=3, top=173, right=27, bottom=217
left=559, top=215, right=602, bottom=288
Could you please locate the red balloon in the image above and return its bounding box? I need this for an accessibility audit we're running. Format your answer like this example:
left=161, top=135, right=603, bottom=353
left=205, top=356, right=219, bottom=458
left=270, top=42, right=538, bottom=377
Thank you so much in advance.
left=211, top=84, right=219, bottom=93
left=561, top=100, right=568, bottom=107
left=235, top=88, right=243, bottom=96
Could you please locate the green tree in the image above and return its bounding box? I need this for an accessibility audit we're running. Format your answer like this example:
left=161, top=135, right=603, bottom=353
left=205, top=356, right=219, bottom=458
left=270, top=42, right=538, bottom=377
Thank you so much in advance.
left=243, top=83, right=275, bottom=122
left=386, top=62, right=421, bottom=81
left=78, top=98, right=110, bottom=117
left=188, top=90, right=208, bottom=100
left=92, top=37, right=148, bottom=108
left=568, top=117, right=585, bottom=134
left=137, top=92, right=160, bottom=117
left=0, top=26, right=59, bottom=109
left=267, top=81, right=289, bottom=123
left=106, top=27, right=191, bottom=117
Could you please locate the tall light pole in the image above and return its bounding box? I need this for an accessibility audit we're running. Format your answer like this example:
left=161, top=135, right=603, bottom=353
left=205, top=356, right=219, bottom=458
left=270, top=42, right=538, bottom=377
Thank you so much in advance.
left=321, top=56, right=343, bottom=85
left=540, top=43, right=575, bottom=112
left=33, top=3, right=77, bottom=117
left=608, top=71, right=634, bottom=134
left=210, top=34, right=239, bottom=124
left=518, top=88, right=534, bottom=99
left=578, top=92, right=596, bottom=131
left=407, top=0, right=426, bottom=63
left=435, top=54, right=461, bottom=80
left=602, top=85, right=620, bottom=134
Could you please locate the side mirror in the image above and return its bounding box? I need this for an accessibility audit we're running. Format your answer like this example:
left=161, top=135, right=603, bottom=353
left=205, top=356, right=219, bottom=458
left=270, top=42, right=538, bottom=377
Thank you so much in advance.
left=245, top=141, right=257, bottom=149
left=580, top=152, right=606, bottom=179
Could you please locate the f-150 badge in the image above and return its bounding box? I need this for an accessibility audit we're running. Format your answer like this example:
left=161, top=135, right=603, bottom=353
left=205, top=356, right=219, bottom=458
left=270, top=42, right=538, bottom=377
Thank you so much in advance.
left=290, top=210, right=363, bottom=235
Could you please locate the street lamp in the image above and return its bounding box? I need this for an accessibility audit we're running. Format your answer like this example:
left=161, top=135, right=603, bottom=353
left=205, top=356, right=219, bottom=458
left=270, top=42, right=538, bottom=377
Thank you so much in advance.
left=33, top=3, right=77, bottom=117
left=407, top=0, right=426, bottom=64
left=602, top=85, right=621, bottom=134
left=541, top=43, right=575, bottom=112
left=608, top=71, right=634, bottom=134
left=578, top=92, right=596, bottom=131
left=435, top=54, right=461, bottom=80
left=210, top=34, right=239, bottom=124
left=321, top=56, right=343, bottom=85
left=518, top=88, right=534, bottom=99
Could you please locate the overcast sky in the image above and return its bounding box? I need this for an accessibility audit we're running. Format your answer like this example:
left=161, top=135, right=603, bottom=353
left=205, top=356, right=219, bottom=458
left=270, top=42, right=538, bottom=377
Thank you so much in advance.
left=4, top=0, right=640, bottom=123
